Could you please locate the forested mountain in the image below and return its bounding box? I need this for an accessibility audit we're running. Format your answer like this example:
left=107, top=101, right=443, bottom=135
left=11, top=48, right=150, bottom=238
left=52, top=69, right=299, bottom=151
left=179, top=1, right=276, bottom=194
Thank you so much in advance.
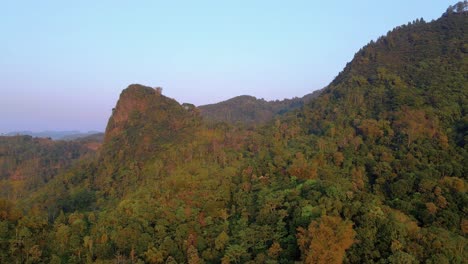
left=199, top=91, right=321, bottom=126
left=0, top=4, right=466, bottom=264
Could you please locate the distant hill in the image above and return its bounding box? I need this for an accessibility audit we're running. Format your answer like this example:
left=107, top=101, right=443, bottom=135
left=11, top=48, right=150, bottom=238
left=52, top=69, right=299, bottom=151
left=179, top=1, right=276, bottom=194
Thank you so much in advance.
left=61, top=132, right=104, bottom=141
left=198, top=90, right=322, bottom=125
left=72, top=132, right=104, bottom=142
left=3, top=130, right=102, bottom=140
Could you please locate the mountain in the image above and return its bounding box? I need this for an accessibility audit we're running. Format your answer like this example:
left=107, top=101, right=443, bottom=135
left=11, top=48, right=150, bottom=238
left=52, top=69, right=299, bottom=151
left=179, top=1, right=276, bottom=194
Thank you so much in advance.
left=199, top=90, right=322, bottom=125
left=102, top=84, right=200, bottom=165
left=269, top=7, right=468, bottom=262
left=0, top=4, right=466, bottom=264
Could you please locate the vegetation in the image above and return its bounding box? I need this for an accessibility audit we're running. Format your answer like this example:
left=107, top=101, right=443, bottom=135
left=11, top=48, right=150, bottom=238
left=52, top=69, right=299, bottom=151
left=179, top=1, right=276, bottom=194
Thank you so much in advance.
left=0, top=4, right=466, bottom=263
left=199, top=91, right=321, bottom=126
left=0, top=136, right=97, bottom=200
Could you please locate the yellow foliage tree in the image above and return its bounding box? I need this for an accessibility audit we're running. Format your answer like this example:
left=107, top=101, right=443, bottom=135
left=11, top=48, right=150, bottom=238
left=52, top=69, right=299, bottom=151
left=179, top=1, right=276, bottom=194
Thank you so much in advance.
left=297, top=216, right=355, bottom=264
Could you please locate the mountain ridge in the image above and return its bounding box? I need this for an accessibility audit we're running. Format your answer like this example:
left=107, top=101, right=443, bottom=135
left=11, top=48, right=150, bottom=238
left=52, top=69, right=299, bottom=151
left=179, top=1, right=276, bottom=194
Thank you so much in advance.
left=2, top=130, right=102, bottom=140
left=198, top=89, right=322, bottom=125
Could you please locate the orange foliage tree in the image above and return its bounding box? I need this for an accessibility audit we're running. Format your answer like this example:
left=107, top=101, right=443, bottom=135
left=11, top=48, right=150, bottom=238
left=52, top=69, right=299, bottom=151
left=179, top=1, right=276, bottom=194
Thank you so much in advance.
left=297, top=215, right=356, bottom=264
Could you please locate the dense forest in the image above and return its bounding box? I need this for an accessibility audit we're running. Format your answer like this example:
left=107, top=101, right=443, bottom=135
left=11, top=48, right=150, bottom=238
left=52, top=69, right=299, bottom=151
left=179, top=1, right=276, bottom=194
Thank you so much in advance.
left=0, top=136, right=99, bottom=200
left=0, top=3, right=466, bottom=263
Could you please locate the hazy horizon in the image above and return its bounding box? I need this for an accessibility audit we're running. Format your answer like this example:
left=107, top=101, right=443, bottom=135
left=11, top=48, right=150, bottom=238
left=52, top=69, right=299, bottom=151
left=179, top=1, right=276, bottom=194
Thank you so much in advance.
left=0, top=0, right=454, bottom=133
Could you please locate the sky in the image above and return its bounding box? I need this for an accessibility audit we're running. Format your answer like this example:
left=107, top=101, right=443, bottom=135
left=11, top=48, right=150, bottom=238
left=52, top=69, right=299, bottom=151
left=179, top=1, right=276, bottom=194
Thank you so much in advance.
left=0, top=0, right=455, bottom=133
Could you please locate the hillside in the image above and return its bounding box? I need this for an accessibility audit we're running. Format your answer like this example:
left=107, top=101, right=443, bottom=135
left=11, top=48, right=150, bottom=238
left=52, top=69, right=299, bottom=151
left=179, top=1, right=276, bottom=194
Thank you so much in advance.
left=256, top=7, right=468, bottom=263
left=0, top=135, right=98, bottom=200
left=199, top=90, right=321, bottom=125
left=0, top=4, right=466, bottom=264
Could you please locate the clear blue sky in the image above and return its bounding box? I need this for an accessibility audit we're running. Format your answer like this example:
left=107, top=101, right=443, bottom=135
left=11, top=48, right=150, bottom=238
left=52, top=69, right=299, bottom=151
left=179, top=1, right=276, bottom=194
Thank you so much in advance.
left=0, top=0, right=455, bottom=133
